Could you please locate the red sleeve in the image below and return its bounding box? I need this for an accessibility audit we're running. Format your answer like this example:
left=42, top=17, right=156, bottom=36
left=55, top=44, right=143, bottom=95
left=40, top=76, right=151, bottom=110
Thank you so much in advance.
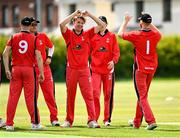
left=122, top=31, right=138, bottom=43
left=6, top=37, right=13, bottom=47
left=86, top=27, right=96, bottom=39
left=62, top=28, right=71, bottom=45
left=112, top=34, right=120, bottom=64
left=154, top=31, right=162, bottom=41
left=43, top=33, right=53, bottom=48
left=35, top=37, right=42, bottom=51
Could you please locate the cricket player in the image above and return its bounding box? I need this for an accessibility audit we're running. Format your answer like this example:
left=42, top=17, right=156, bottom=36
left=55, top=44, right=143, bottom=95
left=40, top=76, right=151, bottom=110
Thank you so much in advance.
left=3, top=17, right=44, bottom=131
left=29, top=17, right=60, bottom=126
left=59, top=10, right=105, bottom=128
left=118, top=13, right=162, bottom=130
left=90, top=16, right=120, bottom=126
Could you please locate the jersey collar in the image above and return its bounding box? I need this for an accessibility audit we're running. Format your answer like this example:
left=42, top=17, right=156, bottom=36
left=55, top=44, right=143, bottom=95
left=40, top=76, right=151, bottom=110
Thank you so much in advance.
left=21, top=30, right=30, bottom=33
left=140, top=29, right=151, bottom=32
left=73, top=29, right=83, bottom=36
left=98, top=29, right=108, bottom=37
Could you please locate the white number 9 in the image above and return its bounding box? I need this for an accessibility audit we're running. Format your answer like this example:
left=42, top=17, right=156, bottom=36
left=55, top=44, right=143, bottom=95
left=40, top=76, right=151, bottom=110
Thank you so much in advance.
left=19, top=40, right=28, bottom=54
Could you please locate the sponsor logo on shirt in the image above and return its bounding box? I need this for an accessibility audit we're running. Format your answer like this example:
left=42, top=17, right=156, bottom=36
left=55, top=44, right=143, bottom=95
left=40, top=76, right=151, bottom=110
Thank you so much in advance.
left=144, top=67, right=154, bottom=70
left=73, top=44, right=82, bottom=50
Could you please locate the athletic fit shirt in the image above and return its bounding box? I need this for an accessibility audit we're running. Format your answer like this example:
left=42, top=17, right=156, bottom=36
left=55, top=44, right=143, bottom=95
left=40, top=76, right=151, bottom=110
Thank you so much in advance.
left=122, top=30, right=161, bottom=74
left=36, top=33, right=53, bottom=62
left=91, top=30, right=120, bottom=74
left=6, top=31, right=42, bottom=66
left=62, top=27, right=95, bottom=70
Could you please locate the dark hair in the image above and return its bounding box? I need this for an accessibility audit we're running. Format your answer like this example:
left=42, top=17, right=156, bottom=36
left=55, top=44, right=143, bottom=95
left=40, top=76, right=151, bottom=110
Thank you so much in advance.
left=72, top=16, right=86, bottom=23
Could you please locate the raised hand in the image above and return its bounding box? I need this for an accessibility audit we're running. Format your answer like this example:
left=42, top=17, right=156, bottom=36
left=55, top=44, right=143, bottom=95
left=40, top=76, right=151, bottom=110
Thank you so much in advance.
left=74, top=10, right=82, bottom=16
left=81, top=10, right=89, bottom=17
left=124, top=12, right=133, bottom=22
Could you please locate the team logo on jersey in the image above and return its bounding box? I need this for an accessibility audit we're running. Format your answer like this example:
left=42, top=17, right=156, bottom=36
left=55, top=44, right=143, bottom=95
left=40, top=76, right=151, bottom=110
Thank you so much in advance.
left=98, top=46, right=107, bottom=52
left=73, top=44, right=82, bottom=50
left=39, top=40, right=43, bottom=45
left=106, top=38, right=110, bottom=43
left=88, top=76, right=92, bottom=83
left=82, top=36, right=84, bottom=41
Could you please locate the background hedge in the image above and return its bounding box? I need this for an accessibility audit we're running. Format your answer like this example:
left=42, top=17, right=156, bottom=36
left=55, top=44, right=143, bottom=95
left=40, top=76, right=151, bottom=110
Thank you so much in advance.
left=0, top=35, right=180, bottom=82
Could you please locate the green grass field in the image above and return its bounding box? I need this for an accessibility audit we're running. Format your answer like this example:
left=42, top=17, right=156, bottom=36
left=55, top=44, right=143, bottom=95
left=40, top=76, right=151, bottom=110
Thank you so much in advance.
left=0, top=79, right=180, bottom=138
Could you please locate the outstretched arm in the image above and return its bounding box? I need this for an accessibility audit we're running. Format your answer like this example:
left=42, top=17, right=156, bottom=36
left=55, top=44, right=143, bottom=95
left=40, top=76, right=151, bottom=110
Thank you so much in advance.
left=59, top=10, right=81, bottom=33
left=118, top=13, right=133, bottom=38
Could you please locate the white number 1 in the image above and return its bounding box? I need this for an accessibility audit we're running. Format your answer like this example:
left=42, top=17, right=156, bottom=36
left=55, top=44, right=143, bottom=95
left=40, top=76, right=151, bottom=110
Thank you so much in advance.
left=19, top=40, right=28, bottom=54
left=146, top=40, right=150, bottom=55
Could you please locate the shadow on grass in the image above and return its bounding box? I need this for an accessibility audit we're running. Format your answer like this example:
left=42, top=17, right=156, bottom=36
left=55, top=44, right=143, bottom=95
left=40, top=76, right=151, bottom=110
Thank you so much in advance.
left=155, top=128, right=180, bottom=132
left=0, top=127, right=81, bottom=132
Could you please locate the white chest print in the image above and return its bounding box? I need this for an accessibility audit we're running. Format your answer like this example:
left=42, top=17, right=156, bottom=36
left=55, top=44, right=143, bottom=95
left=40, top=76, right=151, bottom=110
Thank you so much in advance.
left=88, top=76, right=92, bottom=82
left=106, top=38, right=110, bottom=43
left=82, top=36, right=84, bottom=41
left=40, top=40, right=43, bottom=45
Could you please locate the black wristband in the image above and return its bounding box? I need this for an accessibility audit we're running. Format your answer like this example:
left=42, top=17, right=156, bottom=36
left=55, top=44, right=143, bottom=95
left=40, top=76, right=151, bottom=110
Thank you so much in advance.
left=47, top=56, right=52, bottom=59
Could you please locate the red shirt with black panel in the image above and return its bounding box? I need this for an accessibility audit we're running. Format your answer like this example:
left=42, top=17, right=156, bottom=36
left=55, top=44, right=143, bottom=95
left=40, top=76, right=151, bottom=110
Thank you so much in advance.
left=62, top=27, right=95, bottom=70
left=35, top=32, right=53, bottom=62
left=6, top=31, right=42, bottom=66
left=122, top=29, right=161, bottom=74
left=90, top=29, right=120, bottom=74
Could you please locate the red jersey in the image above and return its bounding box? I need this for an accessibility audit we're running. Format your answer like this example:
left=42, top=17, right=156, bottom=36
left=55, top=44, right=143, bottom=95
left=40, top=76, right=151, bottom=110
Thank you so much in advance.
left=91, top=30, right=120, bottom=74
left=62, top=28, right=95, bottom=69
left=36, top=32, right=53, bottom=62
left=122, top=30, right=161, bottom=73
left=6, top=31, right=42, bottom=66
